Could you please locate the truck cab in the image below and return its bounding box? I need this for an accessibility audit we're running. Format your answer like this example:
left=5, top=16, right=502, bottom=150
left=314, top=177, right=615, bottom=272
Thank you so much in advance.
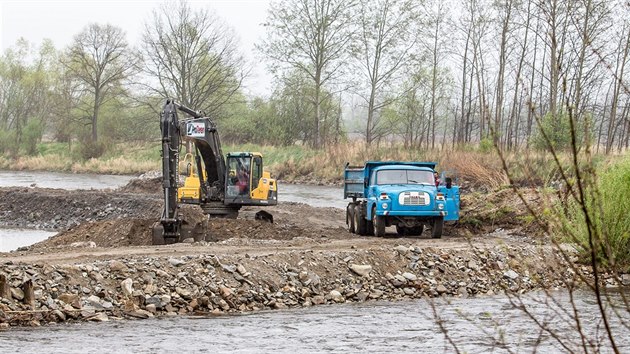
left=344, top=161, right=460, bottom=238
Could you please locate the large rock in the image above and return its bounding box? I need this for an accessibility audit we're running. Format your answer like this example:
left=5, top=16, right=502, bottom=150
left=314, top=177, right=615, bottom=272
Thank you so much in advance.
left=402, top=272, right=417, bottom=281
left=329, top=290, right=344, bottom=303
left=58, top=293, right=81, bottom=309
left=121, top=278, right=134, bottom=296
left=349, top=264, right=372, bottom=277
left=504, top=270, right=519, bottom=280
left=109, top=260, right=128, bottom=272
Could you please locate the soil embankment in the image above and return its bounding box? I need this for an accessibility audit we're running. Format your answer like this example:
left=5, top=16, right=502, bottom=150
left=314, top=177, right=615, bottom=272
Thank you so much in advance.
left=0, top=178, right=594, bottom=328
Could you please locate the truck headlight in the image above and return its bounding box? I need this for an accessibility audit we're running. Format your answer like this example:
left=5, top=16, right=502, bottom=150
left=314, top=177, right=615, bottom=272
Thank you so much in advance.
left=438, top=203, right=444, bottom=210
left=381, top=203, right=388, bottom=209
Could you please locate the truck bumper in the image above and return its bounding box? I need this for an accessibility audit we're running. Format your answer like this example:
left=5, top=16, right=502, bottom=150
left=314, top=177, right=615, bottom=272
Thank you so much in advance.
left=377, top=210, right=447, bottom=217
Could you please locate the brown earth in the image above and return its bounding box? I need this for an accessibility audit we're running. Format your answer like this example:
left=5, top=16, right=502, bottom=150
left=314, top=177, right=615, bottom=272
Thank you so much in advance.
left=0, top=178, right=545, bottom=254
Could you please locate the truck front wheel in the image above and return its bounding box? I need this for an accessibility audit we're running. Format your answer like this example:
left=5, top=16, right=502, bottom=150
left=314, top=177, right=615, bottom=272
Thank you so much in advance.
left=432, top=217, right=444, bottom=239
left=372, top=207, right=386, bottom=237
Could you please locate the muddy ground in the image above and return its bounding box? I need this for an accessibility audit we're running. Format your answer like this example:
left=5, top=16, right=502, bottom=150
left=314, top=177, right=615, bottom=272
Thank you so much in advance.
left=0, top=178, right=568, bottom=328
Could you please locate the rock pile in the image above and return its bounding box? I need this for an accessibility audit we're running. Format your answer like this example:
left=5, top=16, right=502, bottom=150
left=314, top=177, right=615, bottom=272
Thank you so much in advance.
left=0, top=243, right=589, bottom=328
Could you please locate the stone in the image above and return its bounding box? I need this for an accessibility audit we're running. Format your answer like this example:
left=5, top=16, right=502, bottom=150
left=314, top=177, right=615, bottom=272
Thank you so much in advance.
left=402, top=272, right=417, bottom=281
left=58, top=293, right=81, bottom=309
left=394, top=245, right=409, bottom=255
left=168, top=258, right=186, bottom=267
left=10, top=288, right=24, bottom=301
left=236, top=264, right=248, bottom=276
left=312, top=295, right=326, bottom=305
left=504, top=270, right=519, bottom=280
left=146, top=304, right=157, bottom=313
left=349, top=264, right=372, bottom=277
left=160, top=295, right=172, bottom=307
left=121, top=278, right=134, bottom=296
left=403, top=288, right=416, bottom=295
left=467, top=260, right=478, bottom=270
left=88, top=313, right=109, bottom=322
left=330, top=290, right=344, bottom=303
left=219, top=286, right=233, bottom=298
left=181, top=238, right=194, bottom=243
left=109, top=260, right=128, bottom=272
left=621, top=274, right=630, bottom=286
left=86, top=295, right=102, bottom=308
left=369, top=290, right=384, bottom=299
left=436, top=284, right=448, bottom=294
left=176, top=287, right=192, bottom=300
left=355, top=291, right=369, bottom=302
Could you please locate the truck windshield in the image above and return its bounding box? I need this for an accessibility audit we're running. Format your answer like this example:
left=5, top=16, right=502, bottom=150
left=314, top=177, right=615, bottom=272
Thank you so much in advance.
left=376, top=169, right=434, bottom=185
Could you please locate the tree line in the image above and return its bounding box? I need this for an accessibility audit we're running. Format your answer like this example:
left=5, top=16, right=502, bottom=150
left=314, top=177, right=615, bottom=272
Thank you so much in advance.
left=1, top=0, right=629, bottom=156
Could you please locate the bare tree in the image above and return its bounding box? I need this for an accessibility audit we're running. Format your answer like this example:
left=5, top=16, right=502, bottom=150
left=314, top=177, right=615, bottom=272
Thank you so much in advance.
left=64, top=23, right=134, bottom=142
left=352, top=0, right=420, bottom=145
left=259, top=0, right=356, bottom=148
left=140, top=0, right=246, bottom=116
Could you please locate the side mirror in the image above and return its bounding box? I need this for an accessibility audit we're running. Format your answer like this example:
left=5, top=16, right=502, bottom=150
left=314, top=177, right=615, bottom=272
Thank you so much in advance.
left=364, top=178, right=369, bottom=188
left=445, top=177, right=452, bottom=189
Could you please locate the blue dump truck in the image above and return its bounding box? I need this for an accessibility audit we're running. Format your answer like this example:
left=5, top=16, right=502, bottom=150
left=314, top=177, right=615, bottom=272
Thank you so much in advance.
left=344, top=161, right=460, bottom=238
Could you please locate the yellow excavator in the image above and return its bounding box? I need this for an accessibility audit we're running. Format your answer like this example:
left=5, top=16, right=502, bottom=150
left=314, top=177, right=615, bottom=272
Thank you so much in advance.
left=152, top=100, right=277, bottom=245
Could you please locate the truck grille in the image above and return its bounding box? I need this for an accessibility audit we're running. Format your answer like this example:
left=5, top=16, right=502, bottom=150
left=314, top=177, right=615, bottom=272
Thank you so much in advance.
left=399, top=192, right=429, bottom=206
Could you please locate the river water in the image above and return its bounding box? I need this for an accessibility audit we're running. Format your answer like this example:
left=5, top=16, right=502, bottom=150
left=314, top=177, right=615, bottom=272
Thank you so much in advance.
left=1, top=290, right=628, bottom=353
left=1, top=170, right=628, bottom=352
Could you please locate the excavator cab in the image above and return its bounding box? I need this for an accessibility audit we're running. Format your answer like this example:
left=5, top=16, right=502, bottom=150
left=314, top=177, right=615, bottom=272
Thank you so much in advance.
left=225, top=152, right=277, bottom=206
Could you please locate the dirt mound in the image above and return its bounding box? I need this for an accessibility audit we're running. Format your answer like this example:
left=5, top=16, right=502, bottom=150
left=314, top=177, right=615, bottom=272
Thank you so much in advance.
left=117, top=177, right=162, bottom=194
left=0, top=187, right=161, bottom=230
left=31, top=218, right=156, bottom=248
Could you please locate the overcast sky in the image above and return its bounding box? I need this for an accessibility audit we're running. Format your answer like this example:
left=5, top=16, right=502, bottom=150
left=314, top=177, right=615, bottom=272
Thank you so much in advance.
left=0, top=0, right=273, bottom=96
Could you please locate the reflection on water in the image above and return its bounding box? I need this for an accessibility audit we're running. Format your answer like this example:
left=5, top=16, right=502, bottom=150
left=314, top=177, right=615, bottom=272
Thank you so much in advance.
left=0, top=228, right=57, bottom=252
left=0, top=290, right=627, bottom=353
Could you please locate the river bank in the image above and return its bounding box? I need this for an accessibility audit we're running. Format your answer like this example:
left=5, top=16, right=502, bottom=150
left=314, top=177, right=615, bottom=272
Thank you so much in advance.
left=0, top=235, right=607, bottom=329
left=0, top=173, right=623, bottom=330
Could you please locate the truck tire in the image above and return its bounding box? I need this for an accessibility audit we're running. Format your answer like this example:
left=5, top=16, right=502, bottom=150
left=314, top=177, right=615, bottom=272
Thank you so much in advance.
left=372, top=206, right=385, bottom=237
left=409, top=225, right=424, bottom=236
left=347, top=204, right=356, bottom=233
left=355, top=205, right=367, bottom=236
left=432, top=217, right=444, bottom=239
left=396, top=225, right=407, bottom=236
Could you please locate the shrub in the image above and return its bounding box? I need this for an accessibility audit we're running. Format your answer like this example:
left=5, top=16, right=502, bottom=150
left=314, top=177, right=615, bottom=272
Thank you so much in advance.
left=20, top=119, right=44, bottom=156
left=78, top=140, right=108, bottom=160
left=567, top=156, right=630, bottom=269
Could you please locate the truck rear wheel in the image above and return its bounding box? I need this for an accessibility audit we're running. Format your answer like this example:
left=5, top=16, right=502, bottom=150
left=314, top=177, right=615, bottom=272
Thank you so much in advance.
left=372, top=207, right=385, bottom=237
left=347, top=204, right=356, bottom=233
left=409, top=225, right=424, bottom=236
left=432, top=217, right=444, bottom=239
left=355, top=206, right=367, bottom=236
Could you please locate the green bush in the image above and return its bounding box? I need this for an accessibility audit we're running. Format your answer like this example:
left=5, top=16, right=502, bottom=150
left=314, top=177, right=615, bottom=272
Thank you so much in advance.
left=568, top=156, right=630, bottom=269
left=78, top=140, right=108, bottom=160
left=531, top=111, right=587, bottom=151
left=0, top=129, right=15, bottom=155
left=20, top=119, right=44, bottom=155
